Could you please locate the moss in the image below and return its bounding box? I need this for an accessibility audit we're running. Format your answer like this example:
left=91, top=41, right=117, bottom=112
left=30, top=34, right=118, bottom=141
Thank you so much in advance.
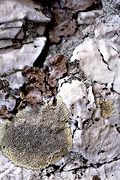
left=0, top=97, right=72, bottom=170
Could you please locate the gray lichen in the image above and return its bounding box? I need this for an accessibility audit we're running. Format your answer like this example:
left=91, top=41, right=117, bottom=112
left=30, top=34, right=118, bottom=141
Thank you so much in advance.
left=0, top=97, right=72, bottom=169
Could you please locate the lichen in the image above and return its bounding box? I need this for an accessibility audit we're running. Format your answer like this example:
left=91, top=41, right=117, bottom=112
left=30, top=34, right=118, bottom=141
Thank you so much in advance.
left=0, top=97, right=72, bottom=170
left=100, top=99, right=114, bottom=118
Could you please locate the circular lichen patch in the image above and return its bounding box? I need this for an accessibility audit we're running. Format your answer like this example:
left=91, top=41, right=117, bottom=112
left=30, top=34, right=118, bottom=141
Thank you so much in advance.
left=0, top=97, right=72, bottom=169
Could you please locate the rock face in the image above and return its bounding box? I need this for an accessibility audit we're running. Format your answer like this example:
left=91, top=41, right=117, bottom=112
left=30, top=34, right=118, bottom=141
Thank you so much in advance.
left=0, top=37, right=46, bottom=75
left=0, top=0, right=49, bottom=115
left=0, top=0, right=50, bottom=24
left=0, top=0, right=120, bottom=179
left=65, top=0, right=102, bottom=11
left=71, top=15, right=120, bottom=93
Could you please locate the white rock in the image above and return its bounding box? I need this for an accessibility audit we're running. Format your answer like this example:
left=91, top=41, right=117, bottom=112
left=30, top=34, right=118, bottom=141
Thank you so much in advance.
left=78, top=10, right=102, bottom=25
left=95, top=16, right=120, bottom=39
left=82, top=160, right=120, bottom=180
left=0, top=28, right=21, bottom=39
left=0, top=40, right=12, bottom=49
left=73, top=129, right=83, bottom=151
left=79, top=117, right=120, bottom=165
left=4, top=72, right=25, bottom=89
left=113, top=61, right=120, bottom=93
left=0, top=37, right=46, bottom=75
left=0, top=90, right=16, bottom=111
left=0, top=21, right=23, bottom=39
left=54, top=171, right=75, bottom=180
left=0, top=21, right=23, bottom=29
left=58, top=80, right=87, bottom=108
left=71, top=17, right=120, bottom=94
left=71, top=38, right=115, bottom=84
left=87, top=86, right=95, bottom=105
left=0, top=0, right=50, bottom=23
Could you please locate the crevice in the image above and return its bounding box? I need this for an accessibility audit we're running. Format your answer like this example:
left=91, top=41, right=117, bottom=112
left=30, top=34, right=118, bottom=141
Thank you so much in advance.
left=84, top=0, right=103, bottom=11
left=64, top=155, right=120, bottom=172
left=98, top=49, right=111, bottom=71
left=33, top=3, right=55, bottom=68
left=0, top=69, right=22, bottom=78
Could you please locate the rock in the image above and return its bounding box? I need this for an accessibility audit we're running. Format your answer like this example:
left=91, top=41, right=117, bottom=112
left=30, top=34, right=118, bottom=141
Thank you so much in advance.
left=0, top=0, right=50, bottom=23
left=0, top=28, right=21, bottom=39
left=21, top=65, right=58, bottom=105
left=0, top=0, right=120, bottom=179
left=4, top=72, right=25, bottom=90
left=0, top=40, right=12, bottom=49
left=0, top=21, right=23, bottom=39
left=82, top=159, right=120, bottom=179
left=0, top=37, right=46, bottom=75
left=71, top=16, right=120, bottom=93
left=0, top=90, right=16, bottom=112
left=58, top=80, right=87, bottom=108
left=36, top=25, right=46, bottom=36
left=48, top=5, right=77, bottom=43
left=77, top=10, right=102, bottom=25
left=71, top=37, right=115, bottom=83
left=65, top=0, right=102, bottom=11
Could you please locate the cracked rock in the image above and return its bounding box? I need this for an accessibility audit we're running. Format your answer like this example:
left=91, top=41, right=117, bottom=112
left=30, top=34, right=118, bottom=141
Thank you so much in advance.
left=71, top=25, right=120, bottom=93
left=0, top=37, right=46, bottom=76
left=65, top=0, right=102, bottom=11
left=0, top=0, right=120, bottom=179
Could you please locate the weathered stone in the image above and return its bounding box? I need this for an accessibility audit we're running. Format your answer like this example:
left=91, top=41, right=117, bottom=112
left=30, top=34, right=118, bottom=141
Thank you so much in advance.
left=0, top=0, right=120, bottom=179
left=65, top=0, right=102, bottom=11
left=0, top=21, right=23, bottom=39
left=0, top=90, right=16, bottom=112
left=71, top=16, right=120, bottom=93
left=71, top=37, right=115, bottom=83
left=4, top=72, right=25, bottom=90
left=0, top=37, right=46, bottom=75
left=77, top=10, right=102, bottom=25
left=0, top=40, right=12, bottom=49
left=0, top=0, right=50, bottom=23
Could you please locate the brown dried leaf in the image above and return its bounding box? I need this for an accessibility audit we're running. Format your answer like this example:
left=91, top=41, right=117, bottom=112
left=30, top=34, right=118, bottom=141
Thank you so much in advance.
left=0, top=105, right=12, bottom=119
left=46, top=55, right=68, bottom=79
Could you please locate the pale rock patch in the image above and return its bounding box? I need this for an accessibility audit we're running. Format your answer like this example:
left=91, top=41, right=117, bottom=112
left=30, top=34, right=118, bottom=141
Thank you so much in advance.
left=0, top=37, right=46, bottom=75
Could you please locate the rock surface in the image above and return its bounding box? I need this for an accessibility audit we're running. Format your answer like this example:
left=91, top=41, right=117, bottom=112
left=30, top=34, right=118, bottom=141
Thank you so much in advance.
left=0, top=0, right=120, bottom=179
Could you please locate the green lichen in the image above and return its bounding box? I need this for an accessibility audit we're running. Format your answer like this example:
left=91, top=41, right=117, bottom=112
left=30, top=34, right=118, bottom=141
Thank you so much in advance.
left=0, top=97, right=72, bottom=169
left=100, top=99, right=114, bottom=118
left=0, top=123, right=6, bottom=148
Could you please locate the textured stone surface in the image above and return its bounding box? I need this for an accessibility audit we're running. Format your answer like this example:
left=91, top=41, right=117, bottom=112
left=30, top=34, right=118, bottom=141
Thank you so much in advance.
left=65, top=0, right=101, bottom=11
left=0, top=0, right=120, bottom=179
left=71, top=16, right=120, bottom=93
left=0, top=0, right=50, bottom=23
left=0, top=37, right=46, bottom=75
